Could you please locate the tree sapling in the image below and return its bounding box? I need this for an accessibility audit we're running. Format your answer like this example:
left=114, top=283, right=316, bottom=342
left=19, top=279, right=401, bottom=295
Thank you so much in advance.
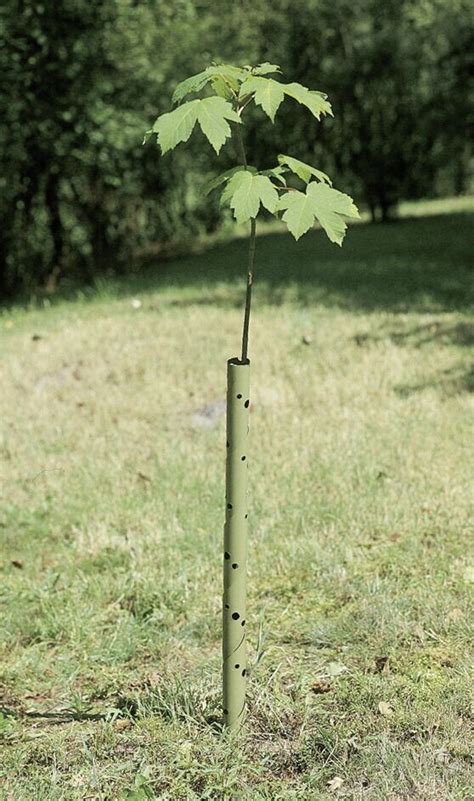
left=145, top=61, right=358, bottom=731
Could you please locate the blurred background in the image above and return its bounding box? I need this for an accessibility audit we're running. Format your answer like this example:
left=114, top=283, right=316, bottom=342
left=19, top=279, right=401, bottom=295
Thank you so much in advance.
left=1, top=0, right=472, bottom=298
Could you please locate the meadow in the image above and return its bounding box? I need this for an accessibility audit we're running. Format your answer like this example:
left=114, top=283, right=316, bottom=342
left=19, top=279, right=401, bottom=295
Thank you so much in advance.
left=1, top=198, right=473, bottom=799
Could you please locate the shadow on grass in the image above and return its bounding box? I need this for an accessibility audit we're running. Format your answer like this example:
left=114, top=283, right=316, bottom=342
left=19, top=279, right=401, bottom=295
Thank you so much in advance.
left=352, top=318, right=474, bottom=396
left=394, top=363, right=474, bottom=397
left=354, top=320, right=474, bottom=349
left=0, top=705, right=108, bottom=725
left=115, top=211, right=474, bottom=314
left=4, top=211, right=474, bottom=315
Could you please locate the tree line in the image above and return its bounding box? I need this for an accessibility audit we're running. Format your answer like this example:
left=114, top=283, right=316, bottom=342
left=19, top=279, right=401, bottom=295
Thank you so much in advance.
left=0, top=0, right=471, bottom=297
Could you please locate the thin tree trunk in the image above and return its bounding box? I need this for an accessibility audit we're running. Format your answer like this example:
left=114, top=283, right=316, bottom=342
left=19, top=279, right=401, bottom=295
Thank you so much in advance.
left=241, top=219, right=255, bottom=362
left=45, top=172, right=63, bottom=292
left=234, top=124, right=257, bottom=362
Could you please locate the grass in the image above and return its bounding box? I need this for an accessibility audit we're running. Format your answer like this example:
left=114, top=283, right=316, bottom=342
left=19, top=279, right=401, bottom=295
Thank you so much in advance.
left=1, top=197, right=473, bottom=800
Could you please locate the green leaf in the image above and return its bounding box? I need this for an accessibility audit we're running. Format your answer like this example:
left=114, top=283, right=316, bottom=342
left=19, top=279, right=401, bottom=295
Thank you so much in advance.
left=152, top=100, right=200, bottom=154
left=220, top=167, right=257, bottom=207
left=252, top=62, right=281, bottom=75
left=278, top=182, right=359, bottom=244
left=260, top=165, right=287, bottom=186
left=278, top=154, right=332, bottom=185
left=152, top=97, right=240, bottom=155
left=204, top=166, right=247, bottom=196
left=282, top=82, right=333, bottom=119
left=239, top=76, right=285, bottom=121
left=222, top=170, right=279, bottom=223
left=211, top=76, right=234, bottom=100
left=196, top=96, right=241, bottom=154
left=171, top=72, right=211, bottom=105
left=277, top=190, right=315, bottom=242
left=172, top=64, right=247, bottom=104
left=239, top=76, right=332, bottom=121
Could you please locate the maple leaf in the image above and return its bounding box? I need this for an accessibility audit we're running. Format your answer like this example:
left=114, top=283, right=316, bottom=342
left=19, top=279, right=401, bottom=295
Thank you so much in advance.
left=152, top=101, right=200, bottom=153
left=221, top=170, right=279, bottom=223
left=204, top=166, right=248, bottom=196
left=239, top=77, right=332, bottom=121
left=239, top=76, right=285, bottom=121
left=196, top=96, right=242, bottom=154
left=210, top=76, right=235, bottom=100
left=172, top=64, right=248, bottom=104
left=278, top=182, right=359, bottom=244
left=153, top=97, right=241, bottom=155
left=251, top=62, right=281, bottom=76
left=278, top=154, right=332, bottom=185
left=260, top=165, right=287, bottom=186
left=219, top=167, right=257, bottom=206
left=283, top=81, right=333, bottom=119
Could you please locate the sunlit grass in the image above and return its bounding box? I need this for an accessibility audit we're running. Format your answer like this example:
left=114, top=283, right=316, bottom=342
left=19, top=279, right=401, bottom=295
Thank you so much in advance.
left=1, top=202, right=473, bottom=799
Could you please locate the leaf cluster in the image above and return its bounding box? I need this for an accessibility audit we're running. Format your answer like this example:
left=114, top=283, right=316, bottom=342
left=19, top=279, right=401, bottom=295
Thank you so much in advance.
left=147, top=62, right=358, bottom=245
left=207, top=160, right=358, bottom=245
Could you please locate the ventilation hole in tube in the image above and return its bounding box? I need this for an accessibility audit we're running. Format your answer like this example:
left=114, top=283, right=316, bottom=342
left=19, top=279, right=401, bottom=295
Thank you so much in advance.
left=232, top=563, right=238, bottom=569
left=224, top=552, right=230, bottom=560
left=241, top=619, right=246, bottom=626
left=244, top=399, right=249, bottom=408
left=232, top=612, right=240, bottom=620
left=242, top=669, right=246, bottom=677
left=225, top=604, right=230, bottom=609
left=244, top=514, right=248, bottom=519
left=237, top=394, right=242, bottom=399
left=241, top=455, right=246, bottom=461
left=226, top=441, right=230, bottom=448
left=227, top=503, right=232, bottom=510
left=223, top=708, right=228, bottom=715
left=234, top=664, right=240, bottom=669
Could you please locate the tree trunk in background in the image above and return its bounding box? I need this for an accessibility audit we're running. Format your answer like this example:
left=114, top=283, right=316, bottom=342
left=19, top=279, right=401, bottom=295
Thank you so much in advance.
left=45, top=172, right=63, bottom=292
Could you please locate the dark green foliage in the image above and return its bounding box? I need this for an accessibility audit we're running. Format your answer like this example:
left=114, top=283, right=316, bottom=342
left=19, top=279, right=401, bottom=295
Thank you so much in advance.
left=0, top=0, right=227, bottom=296
left=1, top=0, right=136, bottom=293
left=0, top=0, right=471, bottom=295
left=280, top=0, right=474, bottom=221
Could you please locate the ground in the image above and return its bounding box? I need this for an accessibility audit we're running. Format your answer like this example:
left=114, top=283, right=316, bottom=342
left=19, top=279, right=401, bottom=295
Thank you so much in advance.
left=1, top=198, right=473, bottom=800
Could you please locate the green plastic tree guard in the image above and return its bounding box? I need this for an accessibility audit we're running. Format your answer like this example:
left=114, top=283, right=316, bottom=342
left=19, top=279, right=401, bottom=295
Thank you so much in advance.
left=223, top=357, right=250, bottom=730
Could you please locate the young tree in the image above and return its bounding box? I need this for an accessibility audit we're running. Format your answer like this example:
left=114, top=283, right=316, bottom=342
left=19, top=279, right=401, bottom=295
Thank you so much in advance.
left=146, top=62, right=358, bottom=731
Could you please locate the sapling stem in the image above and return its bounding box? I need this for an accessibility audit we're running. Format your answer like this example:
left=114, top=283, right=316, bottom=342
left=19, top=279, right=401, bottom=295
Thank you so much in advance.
left=241, top=221, right=255, bottom=363
left=148, top=61, right=358, bottom=736
left=235, top=121, right=247, bottom=168
left=234, top=121, right=256, bottom=363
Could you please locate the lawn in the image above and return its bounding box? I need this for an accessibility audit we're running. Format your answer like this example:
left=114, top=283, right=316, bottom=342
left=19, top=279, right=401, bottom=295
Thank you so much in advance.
left=1, top=199, right=473, bottom=800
